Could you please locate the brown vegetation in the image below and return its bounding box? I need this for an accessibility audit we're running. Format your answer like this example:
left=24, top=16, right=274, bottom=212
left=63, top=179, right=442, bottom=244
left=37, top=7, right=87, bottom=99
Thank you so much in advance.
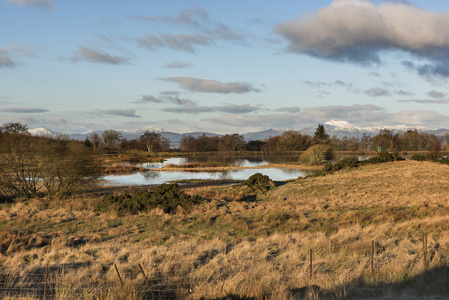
left=1, top=160, right=449, bottom=299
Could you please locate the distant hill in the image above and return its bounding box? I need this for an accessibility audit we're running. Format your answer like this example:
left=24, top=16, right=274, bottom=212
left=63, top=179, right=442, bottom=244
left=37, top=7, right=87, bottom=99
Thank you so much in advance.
left=28, top=120, right=449, bottom=148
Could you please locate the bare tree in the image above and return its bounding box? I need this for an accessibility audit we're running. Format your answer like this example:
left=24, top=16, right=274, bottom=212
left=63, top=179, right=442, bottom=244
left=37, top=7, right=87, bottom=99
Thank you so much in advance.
left=1, top=122, right=28, bottom=134
left=89, top=132, right=102, bottom=149
left=139, top=131, right=170, bottom=152
left=101, top=129, right=122, bottom=148
left=0, top=133, right=101, bottom=198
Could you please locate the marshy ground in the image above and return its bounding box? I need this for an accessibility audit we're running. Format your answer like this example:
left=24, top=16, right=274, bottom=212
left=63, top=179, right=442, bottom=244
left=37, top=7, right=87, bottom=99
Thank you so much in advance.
left=1, top=159, right=449, bottom=299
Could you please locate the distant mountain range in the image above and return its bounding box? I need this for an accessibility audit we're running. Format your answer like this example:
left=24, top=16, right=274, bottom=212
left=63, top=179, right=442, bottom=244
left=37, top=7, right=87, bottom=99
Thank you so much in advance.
left=28, top=120, right=449, bottom=148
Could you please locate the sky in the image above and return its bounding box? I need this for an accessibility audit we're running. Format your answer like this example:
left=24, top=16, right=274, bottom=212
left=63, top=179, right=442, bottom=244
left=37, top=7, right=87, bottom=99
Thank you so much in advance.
left=2, top=0, right=449, bottom=134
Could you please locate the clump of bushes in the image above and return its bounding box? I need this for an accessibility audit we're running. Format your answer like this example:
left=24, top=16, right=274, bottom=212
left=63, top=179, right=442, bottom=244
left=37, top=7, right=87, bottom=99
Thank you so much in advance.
left=359, top=153, right=403, bottom=165
left=242, top=173, right=274, bottom=192
left=411, top=154, right=426, bottom=161
left=309, top=153, right=404, bottom=178
left=323, top=157, right=359, bottom=173
left=412, top=153, right=449, bottom=165
left=299, top=144, right=334, bottom=165
left=95, top=183, right=201, bottom=215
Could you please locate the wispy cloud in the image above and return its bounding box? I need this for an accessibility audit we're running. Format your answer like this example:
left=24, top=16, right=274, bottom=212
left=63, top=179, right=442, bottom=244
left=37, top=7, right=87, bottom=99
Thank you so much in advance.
left=395, top=90, right=414, bottom=97
left=130, top=6, right=208, bottom=28
left=106, top=110, right=140, bottom=118
left=162, top=77, right=259, bottom=94
left=273, top=106, right=301, bottom=113
left=5, top=0, right=54, bottom=9
left=275, top=0, right=449, bottom=77
left=136, top=92, right=263, bottom=115
left=133, top=7, right=246, bottom=53
left=164, top=61, right=192, bottom=69
left=0, top=49, right=15, bottom=68
left=44, top=117, right=66, bottom=124
left=135, top=95, right=165, bottom=104
left=71, top=47, right=130, bottom=65
left=427, top=90, right=447, bottom=99
left=364, top=87, right=391, bottom=97
left=304, top=80, right=353, bottom=88
left=162, top=104, right=214, bottom=114
left=0, top=45, right=37, bottom=68
left=368, top=72, right=381, bottom=77
left=0, top=107, right=48, bottom=113
left=216, top=104, right=263, bottom=114
left=398, top=99, right=449, bottom=104
left=137, top=34, right=212, bottom=53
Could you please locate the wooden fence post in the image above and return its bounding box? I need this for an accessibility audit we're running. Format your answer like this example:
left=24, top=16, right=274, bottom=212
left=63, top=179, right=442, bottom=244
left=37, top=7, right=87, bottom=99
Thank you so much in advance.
left=138, top=264, right=155, bottom=300
left=114, top=264, right=124, bottom=286
left=43, top=263, right=49, bottom=299
left=371, top=240, right=375, bottom=275
left=309, top=249, right=313, bottom=279
left=423, top=234, right=428, bottom=271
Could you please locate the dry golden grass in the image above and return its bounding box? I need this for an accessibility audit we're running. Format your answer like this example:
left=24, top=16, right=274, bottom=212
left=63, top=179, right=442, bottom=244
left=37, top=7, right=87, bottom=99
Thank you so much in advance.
left=1, top=160, right=449, bottom=299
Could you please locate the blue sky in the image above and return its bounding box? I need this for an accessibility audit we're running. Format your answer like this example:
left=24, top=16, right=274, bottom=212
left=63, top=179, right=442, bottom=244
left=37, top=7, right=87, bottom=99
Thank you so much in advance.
left=2, top=0, right=449, bottom=134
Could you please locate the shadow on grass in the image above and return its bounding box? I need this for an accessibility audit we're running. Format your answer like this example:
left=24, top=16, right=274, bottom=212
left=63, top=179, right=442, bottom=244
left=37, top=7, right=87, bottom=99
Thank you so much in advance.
left=0, top=195, right=15, bottom=204
left=290, top=266, right=449, bottom=299
left=206, top=266, right=449, bottom=299
left=206, top=296, right=255, bottom=300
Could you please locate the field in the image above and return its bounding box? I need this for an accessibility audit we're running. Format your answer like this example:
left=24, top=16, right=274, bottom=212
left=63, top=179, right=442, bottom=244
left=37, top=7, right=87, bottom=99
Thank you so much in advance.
left=1, top=159, right=449, bottom=299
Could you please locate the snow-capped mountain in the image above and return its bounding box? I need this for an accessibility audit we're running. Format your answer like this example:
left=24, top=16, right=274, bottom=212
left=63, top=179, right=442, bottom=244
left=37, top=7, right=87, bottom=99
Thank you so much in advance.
left=299, top=120, right=442, bottom=138
left=27, top=127, right=54, bottom=137
left=28, top=120, right=449, bottom=147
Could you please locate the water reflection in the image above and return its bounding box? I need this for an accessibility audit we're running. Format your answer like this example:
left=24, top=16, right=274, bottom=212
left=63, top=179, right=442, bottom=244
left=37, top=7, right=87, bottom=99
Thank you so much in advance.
left=103, top=156, right=315, bottom=186
left=103, top=167, right=313, bottom=186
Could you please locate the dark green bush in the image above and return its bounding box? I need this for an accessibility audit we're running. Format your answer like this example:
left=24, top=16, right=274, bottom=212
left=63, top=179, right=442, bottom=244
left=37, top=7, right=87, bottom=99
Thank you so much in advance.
left=319, top=157, right=359, bottom=174
left=360, top=153, right=403, bottom=165
left=425, top=153, right=440, bottom=162
left=95, top=183, right=201, bottom=215
left=312, top=153, right=404, bottom=178
left=334, top=157, right=359, bottom=170
left=411, top=154, right=426, bottom=161
left=439, top=157, right=449, bottom=165
left=242, top=173, right=274, bottom=192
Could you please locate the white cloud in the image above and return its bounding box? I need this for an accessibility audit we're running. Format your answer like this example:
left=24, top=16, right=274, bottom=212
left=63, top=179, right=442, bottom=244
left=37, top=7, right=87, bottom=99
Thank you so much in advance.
left=275, top=0, right=449, bottom=76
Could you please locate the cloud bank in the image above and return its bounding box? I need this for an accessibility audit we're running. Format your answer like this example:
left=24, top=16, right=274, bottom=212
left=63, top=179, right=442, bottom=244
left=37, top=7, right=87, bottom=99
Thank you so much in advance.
left=275, top=0, right=449, bottom=76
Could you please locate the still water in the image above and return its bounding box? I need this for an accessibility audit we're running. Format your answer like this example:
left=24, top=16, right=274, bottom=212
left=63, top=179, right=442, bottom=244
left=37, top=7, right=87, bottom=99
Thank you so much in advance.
left=103, top=157, right=313, bottom=186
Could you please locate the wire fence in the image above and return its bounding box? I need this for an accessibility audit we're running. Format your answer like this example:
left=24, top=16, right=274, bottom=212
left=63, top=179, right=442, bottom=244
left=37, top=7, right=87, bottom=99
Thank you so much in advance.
left=0, top=234, right=446, bottom=299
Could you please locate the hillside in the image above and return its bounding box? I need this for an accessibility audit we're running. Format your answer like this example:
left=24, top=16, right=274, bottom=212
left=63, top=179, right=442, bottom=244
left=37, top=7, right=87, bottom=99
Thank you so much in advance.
left=1, top=160, right=449, bottom=299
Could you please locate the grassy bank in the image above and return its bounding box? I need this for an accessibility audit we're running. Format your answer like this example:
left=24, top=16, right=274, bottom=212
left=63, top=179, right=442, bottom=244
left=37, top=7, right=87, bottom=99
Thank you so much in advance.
left=1, top=160, right=449, bottom=299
